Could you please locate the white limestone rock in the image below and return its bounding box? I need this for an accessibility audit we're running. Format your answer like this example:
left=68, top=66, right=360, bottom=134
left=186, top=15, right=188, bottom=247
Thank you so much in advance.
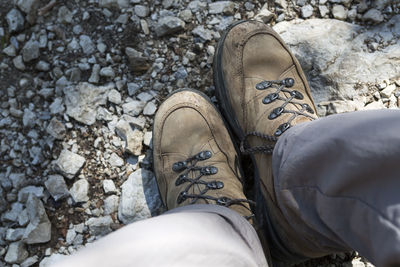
left=273, top=17, right=400, bottom=109
left=118, top=169, right=162, bottom=224
left=104, top=195, right=119, bottom=215
left=69, top=179, right=89, bottom=203
left=5, top=241, right=28, bottom=263
left=86, top=216, right=113, bottom=236
left=208, top=1, right=235, bottom=15
left=64, top=82, right=111, bottom=125
left=109, top=152, right=124, bottom=167
left=103, top=179, right=117, bottom=194
left=55, top=150, right=86, bottom=179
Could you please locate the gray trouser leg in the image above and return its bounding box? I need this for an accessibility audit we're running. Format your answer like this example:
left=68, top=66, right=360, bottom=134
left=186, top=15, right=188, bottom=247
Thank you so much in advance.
left=272, top=109, right=400, bottom=266
left=50, top=205, right=268, bottom=267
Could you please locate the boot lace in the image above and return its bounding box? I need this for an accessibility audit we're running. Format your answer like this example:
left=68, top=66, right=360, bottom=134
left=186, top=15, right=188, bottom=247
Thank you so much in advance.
left=172, top=150, right=254, bottom=219
left=240, top=78, right=315, bottom=155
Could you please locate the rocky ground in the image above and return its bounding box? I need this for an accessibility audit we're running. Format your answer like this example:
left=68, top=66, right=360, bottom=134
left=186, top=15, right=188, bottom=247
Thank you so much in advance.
left=0, top=0, right=399, bottom=266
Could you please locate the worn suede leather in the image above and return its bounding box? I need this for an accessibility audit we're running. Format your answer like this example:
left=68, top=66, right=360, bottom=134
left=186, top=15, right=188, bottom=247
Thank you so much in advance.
left=153, top=90, right=252, bottom=218
left=219, top=20, right=318, bottom=206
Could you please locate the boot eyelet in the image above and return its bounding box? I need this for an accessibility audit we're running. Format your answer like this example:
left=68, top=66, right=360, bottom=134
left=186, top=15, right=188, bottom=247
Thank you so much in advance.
left=256, top=83, right=264, bottom=90
left=196, top=150, right=212, bottom=160
left=177, top=191, right=187, bottom=204
left=283, top=78, right=295, bottom=87
left=216, top=197, right=230, bottom=205
left=290, top=90, right=304, bottom=100
left=302, top=104, right=314, bottom=114
left=274, top=123, right=291, bottom=136
left=175, top=174, right=187, bottom=186
left=206, top=181, right=224, bottom=190
left=201, top=166, right=218, bottom=175
left=268, top=107, right=284, bottom=120
left=262, top=93, right=279, bottom=104
left=256, top=81, right=272, bottom=90
left=172, top=161, right=187, bottom=172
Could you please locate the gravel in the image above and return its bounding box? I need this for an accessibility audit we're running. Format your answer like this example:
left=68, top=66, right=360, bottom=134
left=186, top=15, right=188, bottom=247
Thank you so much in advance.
left=103, top=179, right=117, bottom=194
left=4, top=241, right=28, bottom=264
left=3, top=45, right=17, bottom=57
left=22, top=39, right=40, bottom=62
left=3, top=203, right=24, bottom=222
left=6, top=9, right=25, bottom=33
left=55, top=150, right=86, bottom=179
left=57, top=6, right=73, bottom=24
left=143, top=101, right=157, bottom=116
left=104, top=195, right=119, bottom=215
left=108, top=89, right=122, bottom=105
left=301, top=5, right=314, bottom=18
left=79, top=35, right=96, bottom=55
left=22, top=109, right=36, bottom=128
left=64, top=82, right=111, bottom=125
left=17, top=0, right=40, bottom=24
left=69, top=179, right=89, bottom=203
left=18, top=186, right=44, bottom=203
left=5, top=228, right=25, bottom=242
left=8, top=173, right=25, bottom=190
left=20, top=255, right=39, bottom=267
left=0, top=0, right=398, bottom=266
left=122, top=100, right=146, bottom=116
left=332, top=4, right=348, bottom=20
left=13, top=55, right=26, bottom=70
left=109, top=152, right=124, bottom=167
left=155, top=16, right=186, bottom=37
left=134, top=5, right=150, bottom=18
left=44, top=175, right=70, bottom=201
left=46, top=117, right=66, bottom=140
left=86, top=216, right=113, bottom=237
left=23, top=195, right=51, bottom=244
left=363, top=9, right=384, bottom=23
left=208, top=1, right=235, bottom=15
left=99, top=66, right=115, bottom=78
left=118, top=169, right=162, bottom=224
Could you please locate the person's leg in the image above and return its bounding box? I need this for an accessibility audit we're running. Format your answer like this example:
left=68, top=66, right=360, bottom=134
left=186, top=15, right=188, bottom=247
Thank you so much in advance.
left=272, top=109, right=400, bottom=266
left=51, top=205, right=268, bottom=267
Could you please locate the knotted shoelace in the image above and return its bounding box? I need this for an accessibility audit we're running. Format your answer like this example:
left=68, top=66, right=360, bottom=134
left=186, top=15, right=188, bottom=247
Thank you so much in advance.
left=172, top=150, right=254, bottom=220
left=240, top=78, right=315, bottom=155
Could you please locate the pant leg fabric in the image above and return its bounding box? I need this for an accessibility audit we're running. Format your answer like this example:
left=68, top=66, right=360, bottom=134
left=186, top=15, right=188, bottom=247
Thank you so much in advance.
left=50, top=204, right=268, bottom=267
left=272, top=109, right=400, bottom=266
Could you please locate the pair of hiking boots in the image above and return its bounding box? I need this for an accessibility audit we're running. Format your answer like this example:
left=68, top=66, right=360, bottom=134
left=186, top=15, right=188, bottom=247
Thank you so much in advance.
left=153, top=20, right=318, bottom=246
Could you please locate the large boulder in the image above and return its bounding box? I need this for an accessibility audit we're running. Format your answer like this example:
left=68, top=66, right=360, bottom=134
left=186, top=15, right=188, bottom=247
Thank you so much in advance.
left=273, top=16, right=400, bottom=113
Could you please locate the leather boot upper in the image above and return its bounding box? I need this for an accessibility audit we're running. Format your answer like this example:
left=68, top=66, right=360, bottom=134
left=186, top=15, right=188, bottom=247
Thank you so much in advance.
left=217, top=20, right=318, bottom=203
left=153, top=90, right=253, bottom=219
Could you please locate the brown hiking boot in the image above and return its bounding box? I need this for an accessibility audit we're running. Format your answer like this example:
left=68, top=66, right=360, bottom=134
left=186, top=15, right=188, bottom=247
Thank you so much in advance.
left=213, top=20, right=318, bottom=261
left=153, top=89, right=253, bottom=220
